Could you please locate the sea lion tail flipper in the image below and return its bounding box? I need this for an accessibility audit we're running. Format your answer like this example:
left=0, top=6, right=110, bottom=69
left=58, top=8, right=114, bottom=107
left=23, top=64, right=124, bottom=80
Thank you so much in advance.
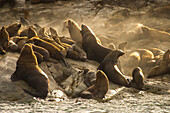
left=60, top=58, right=71, bottom=68
left=23, top=89, right=47, bottom=99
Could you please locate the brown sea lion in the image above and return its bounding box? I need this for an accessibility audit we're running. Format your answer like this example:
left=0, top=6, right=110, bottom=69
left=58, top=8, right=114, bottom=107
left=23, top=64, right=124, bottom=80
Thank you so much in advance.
left=6, top=23, right=21, bottom=37
left=0, top=26, right=9, bottom=54
left=31, top=44, right=50, bottom=61
left=80, top=70, right=109, bottom=99
left=108, top=43, right=116, bottom=50
left=98, top=50, right=129, bottom=87
left=72, top=44, right=87, bottom=61
left=147, top=49, right=170, bottom=78
left=129, top=67, right=145, bottom=90
left=118, top=41, right=127, bottom=51
left=81, top=24, right=112, bottom=63
left=17, top=39, right=27, bottom=51
left=65, top=19, right=82, bottom=42
left=83, top=68, right=96, bottom=87
left=38, top=27, right=49, bottom=38
left=28, top=27, right=38, bottom=39
left=20, top=17, right=30, bottom=26
left=11, top=44, right=49, bottom=99
left=29, top=37, right=69, bottom=67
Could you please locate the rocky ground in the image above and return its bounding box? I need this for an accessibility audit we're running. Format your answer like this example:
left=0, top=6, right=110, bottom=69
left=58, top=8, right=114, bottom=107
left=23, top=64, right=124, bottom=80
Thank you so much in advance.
left=0, top=0, right=170, bottom=113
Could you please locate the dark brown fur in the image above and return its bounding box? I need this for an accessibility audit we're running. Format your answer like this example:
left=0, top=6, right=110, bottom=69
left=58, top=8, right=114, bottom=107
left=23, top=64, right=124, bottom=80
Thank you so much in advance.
left=81, top=24, right=113, bottom=63
left=98, top=50, right=129, bottom=86
left=80, top=70, right=109, bottom=99
left=11, top=44, right=49, bottom=99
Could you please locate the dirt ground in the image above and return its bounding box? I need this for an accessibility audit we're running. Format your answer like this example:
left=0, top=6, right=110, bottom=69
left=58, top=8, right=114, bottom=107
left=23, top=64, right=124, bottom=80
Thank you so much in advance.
left=0, top=0, right=170, bottom=113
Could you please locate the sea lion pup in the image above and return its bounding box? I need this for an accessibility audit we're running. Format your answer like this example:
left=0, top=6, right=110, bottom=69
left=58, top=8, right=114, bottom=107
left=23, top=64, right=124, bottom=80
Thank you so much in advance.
left=29, top=37, right=69, bottom=67
left=6, top=23, right=21, bottom=37
left=81, top=24, right=112, bottom=63
left=129, top=67, right=145, bottom=90
left=65, top=19, right=82, bottom=42
left=83, top=68, right=96, bottom=87
left=20, top=17, right=30, bottom=26
left=98, top=50, right=129, bottom=87
left=118, top=41, right=127, bottom=51
left=0, top=26, right=9, bottom=54
left=11, top=44, right=49, bottom=99
left=31, top=44, right=50, bottom=61
left=147, top=49, right=170, bottom=78
left=80, top=70, right=109, bottom=99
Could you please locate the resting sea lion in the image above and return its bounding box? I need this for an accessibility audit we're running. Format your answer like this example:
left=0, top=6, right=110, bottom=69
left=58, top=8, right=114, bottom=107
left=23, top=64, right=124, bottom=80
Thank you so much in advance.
left=8, top=40, right=18, bottom=52
left=80, top=70, right=109, bottom=99
left=6, top=23, right=21, bottom=37
left=29, top=37, right=69, bottom=67
left=11, top=44, right=49, bottom=99
left=0, top=26, right=9, bottom=54
left=81, top=24, right=112, bottom=63
left=83, top=68, right=96, bottom=87
left=72, top=44, right=87, bottom=61
left=147, top=49, right=170, bottom=78
left=98, top=50, right=129, bottom=86
left=129, top=67, right=145, bottom=90
left=28, top=27, right=38, bottom=39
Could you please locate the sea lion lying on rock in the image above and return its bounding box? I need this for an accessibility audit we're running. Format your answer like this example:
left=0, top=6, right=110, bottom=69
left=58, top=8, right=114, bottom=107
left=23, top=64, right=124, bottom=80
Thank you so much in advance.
left=98, top=50, right=129, bottom=87
left=147, top=49, right=170, bottom=78
left=6, top=23, right=21, bottom=37
left=11, top=44, right=49, bottom=99
left=81, top=24, right=112, bottom=63
left=80, top=70, right=109, bottom=99
left=129, top=67, right=145, bottom=90
left=0, top=26, right=9, bottom=54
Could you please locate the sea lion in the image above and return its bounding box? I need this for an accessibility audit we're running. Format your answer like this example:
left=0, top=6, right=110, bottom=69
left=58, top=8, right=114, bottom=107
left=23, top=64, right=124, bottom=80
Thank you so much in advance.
left=147, top=49, right=170, bottom=78
left=28, top=27, right=38, bottom=39
left=38, top=27, right=49, bottom=38
left=65, top=19, right=82, bottom=42
left=20, top=17, right=30, bottom=26
left=108, top=43, right=116, bottom=50
left=6, top=23, right=21, bottom=37
left=72, top=44, right=87, bottom=61
left=17, top=39, right=27, bottom=51
left=31, top=44, right=50, bottom=61
left=11, top=44, right=49, bottom=99
left=129, top=67, right=145, bottom=90
left=29, top=37, right=69, bottom=67
left=80, top=70, right=109, bottom=99
left=81, top=24, right=112, bottom=63
left=118, top=41, right=127, bottom=51
left=98, top=50, right=129, bottom=86
left=83, top=68, right=96, bottom=87
left=0, top=26, right=9, bottom=54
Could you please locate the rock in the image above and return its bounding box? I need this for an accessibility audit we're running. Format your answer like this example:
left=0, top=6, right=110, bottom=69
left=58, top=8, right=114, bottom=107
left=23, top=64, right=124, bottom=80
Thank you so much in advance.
left=0, top=52, right=66, bottom=101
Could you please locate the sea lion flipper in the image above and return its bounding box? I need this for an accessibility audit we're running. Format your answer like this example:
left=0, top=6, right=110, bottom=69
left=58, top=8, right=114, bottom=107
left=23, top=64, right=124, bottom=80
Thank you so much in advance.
left=11, top=71, right=19, bottom=82
left=23, top=89, right=47, bottom=99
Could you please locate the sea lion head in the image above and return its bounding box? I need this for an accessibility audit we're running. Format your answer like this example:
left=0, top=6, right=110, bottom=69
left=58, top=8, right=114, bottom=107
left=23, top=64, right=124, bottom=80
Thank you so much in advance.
left=0, top=26, right=9, bottom=50
left=6, top=22, right=21, bottom=37
left=81, top=24, right=96, bottom=37
left=17, top=43, right=38, bottom=68
left=28, top=27, right=37, bottom=39
left=38, top=27, right=48, bottom=38
left=131, top=67, right=145, bottom=90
